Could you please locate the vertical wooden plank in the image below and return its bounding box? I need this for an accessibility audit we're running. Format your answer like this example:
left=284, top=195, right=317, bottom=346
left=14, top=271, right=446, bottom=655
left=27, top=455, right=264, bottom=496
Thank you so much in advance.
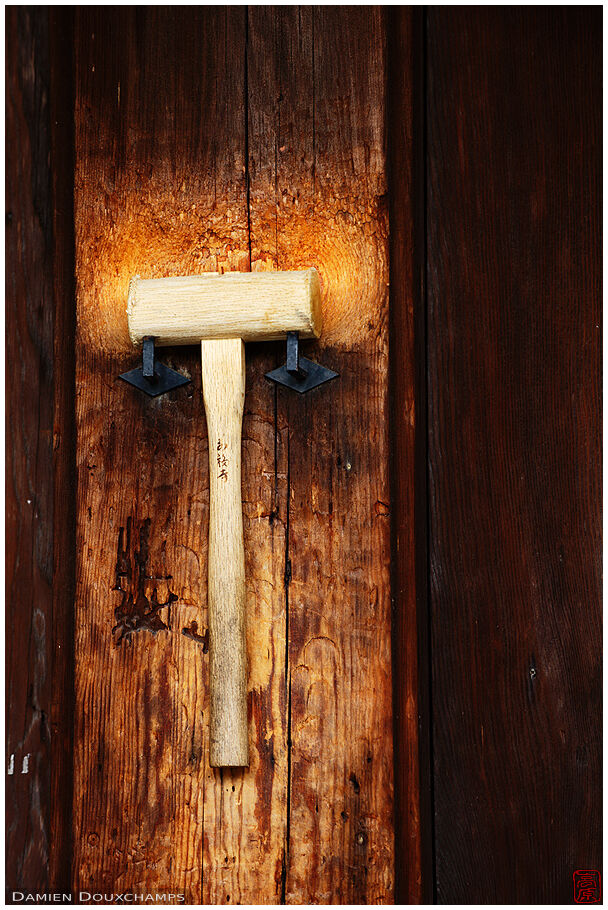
left=48, top=8, right=77, bottom=895
left=200, top=8, right=290, bottom=897
left=427, top=8, right=601, bottom=903
left=73, top=7, right=397, bottom=902
left=6, top=9, right=77, bottom=897
left=387, top=8, right=431, bottom=904
left=247, top=7, right=394, bottom=902
left=72, top=8, right=248, bottom=900
left=201, top=329, right=289, bottom=901
left=6, top=7, right=54, bottom=896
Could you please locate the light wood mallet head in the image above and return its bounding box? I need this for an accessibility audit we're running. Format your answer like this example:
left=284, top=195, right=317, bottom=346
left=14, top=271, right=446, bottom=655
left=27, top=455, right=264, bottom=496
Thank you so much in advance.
left=127, top=268, right=322, bottom=346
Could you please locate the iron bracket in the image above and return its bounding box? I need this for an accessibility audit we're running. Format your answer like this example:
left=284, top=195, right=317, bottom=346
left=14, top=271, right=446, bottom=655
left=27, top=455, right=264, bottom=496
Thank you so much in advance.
left=265, top=331, right=338, bottom=393
left=119, top=336, right=190, bottom=397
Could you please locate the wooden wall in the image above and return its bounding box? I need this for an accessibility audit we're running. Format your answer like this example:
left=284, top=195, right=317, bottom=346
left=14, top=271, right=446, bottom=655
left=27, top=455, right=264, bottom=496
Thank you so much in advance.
left=6, top=7, right=75, bottom=897
left=67, top=6, right=397, bottom=903
left=6, top=7, right=55, bottom=891
left=425, top=8, right=602, bottom=902
left=6, top=6, right=601, bottom=905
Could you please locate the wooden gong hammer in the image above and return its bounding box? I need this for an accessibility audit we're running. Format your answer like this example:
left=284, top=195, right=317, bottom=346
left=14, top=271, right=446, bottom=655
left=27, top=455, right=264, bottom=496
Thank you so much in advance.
left=126, top=269, right=322, bottom=767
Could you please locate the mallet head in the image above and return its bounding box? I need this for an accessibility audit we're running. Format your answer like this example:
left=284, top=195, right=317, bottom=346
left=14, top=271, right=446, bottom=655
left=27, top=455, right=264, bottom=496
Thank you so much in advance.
left=126, top=268, right=322, bottom=346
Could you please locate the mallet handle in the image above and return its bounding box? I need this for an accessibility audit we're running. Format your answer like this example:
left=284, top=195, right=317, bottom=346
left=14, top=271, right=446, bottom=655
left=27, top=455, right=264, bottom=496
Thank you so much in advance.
left=201, top=338, right=248, bottom=767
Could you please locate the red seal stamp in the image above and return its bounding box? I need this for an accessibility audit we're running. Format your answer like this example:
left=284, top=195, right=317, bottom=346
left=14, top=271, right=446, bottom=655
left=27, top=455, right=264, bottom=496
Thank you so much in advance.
left=574, top=870, right=601, bottom=903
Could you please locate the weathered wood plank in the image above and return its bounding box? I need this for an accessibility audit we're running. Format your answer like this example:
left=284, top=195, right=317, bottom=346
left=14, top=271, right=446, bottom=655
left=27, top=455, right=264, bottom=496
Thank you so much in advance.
left=247, top=7, right=395, bottom=902
left=72, top=7, right=396, bottom=903
left=427, top=8, right=602, bottom=902
left=48, top=8, right=77, bottom=895
left=6, top=9, right=77, bottom=898
left=386, top=8, right=431, bottom=904
left=200, top=328, right=289, bottom=903
left=72, top=8, right=248, bottom=900
left=6, top=7, right=54, bottom=896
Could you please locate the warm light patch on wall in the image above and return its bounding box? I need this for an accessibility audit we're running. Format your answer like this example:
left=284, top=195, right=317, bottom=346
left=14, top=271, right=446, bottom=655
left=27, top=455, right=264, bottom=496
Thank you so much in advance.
left=75, top=176, right=388, bottom=354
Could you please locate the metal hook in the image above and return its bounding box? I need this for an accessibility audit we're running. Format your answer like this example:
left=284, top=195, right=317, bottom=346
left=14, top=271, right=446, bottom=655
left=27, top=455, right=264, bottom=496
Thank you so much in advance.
left=265, top=331, right=338, bottom=393
left=119, top=336, right=190, bottom=397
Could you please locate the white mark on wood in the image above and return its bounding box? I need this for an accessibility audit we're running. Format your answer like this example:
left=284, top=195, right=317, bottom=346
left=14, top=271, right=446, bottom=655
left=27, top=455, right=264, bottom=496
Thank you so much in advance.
left=8, top=754, right=14, bottom=775
left=21, top=754, right=30, bottom=774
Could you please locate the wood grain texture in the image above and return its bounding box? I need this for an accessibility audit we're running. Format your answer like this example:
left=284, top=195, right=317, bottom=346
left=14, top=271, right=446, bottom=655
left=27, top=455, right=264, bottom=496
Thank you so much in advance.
left=6, top=7, right=54, bottom=896
left=387, top=7, right=432, bottom=904
left=72, top=8, right=248, bottom=900
left=6, top=8, right=76, bottom=899
left=72, top=5, right=395, bottom=904
left=127, top=270, right=322, bottom=345
left=201, top=339, right=248, bottom=767
left=426, top=8, right=602, bottom=903
left=10, top=7, right=602, bottom=902
left=48, top=7, right=77, bottom=895
left=247, top=6, right=394, bottom=902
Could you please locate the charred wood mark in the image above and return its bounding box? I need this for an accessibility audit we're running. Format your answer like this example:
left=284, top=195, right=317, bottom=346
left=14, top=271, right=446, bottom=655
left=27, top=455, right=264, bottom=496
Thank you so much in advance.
left=113, top=519, right=132, bottom=590
left=181, top=621, right=209, bottom=652
left=112, top=517, right=177, bottom=644
left=112, top=586, right=176, bottom=644
left=346, top=767, right=371, bottom=895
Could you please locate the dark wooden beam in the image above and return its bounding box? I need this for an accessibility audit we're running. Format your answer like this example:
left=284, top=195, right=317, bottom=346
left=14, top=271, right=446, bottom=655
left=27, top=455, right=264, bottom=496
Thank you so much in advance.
left=48, top=7, right=77, bottom=895
left=387, top=7, right=432, bottom=904
left=6, top=9, right=77, bottom=899
left=6, top=6, right=54, bottom=897
left=426, top=8, right=602, bottom=902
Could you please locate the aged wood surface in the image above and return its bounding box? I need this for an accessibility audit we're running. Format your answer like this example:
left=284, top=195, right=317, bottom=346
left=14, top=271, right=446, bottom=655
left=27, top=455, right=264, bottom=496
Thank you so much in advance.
left=387, top=8, right=431, bottom=904
left=6, top=8, right=76, bottom=899
left=73, top=8, right=247, bottom=901
left=73, top=6, right=394, bottom=903
left=126, top=270, right=321, bottom=345
left=246, top=6, right=394, bottom=902
left=200, top=338, right=248, bottom=768
left=6, top=7, right=54, bottom=896
left=427, top=8, right=602, bottom=903
left=48, top=7, right=77, bottom=895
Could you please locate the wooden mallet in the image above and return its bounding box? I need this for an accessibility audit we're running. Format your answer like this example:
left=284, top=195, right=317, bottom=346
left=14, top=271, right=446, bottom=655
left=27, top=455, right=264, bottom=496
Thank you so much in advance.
left=124, top=269, right=335, bottom=767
